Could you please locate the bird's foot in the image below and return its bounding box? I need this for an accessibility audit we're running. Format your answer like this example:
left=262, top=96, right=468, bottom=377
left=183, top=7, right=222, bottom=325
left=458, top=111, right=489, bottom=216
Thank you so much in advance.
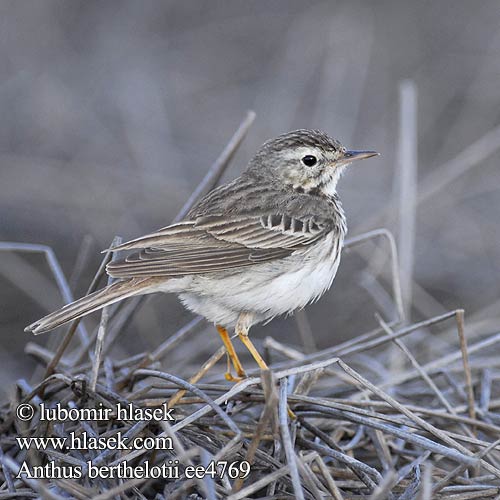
left=224, top=371, right=247, bottom=383
left=224, top=356, right=247, bottom=382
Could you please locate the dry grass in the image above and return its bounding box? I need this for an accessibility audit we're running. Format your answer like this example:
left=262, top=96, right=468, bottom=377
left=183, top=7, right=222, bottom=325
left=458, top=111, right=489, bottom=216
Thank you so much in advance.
left=1, top=304, right=500, bottom=499
left=1, top=112, right=500, bottom=499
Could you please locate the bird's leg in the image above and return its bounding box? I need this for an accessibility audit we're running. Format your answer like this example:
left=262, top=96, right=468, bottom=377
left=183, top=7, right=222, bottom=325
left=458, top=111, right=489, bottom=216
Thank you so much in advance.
left=216, top=325, right=246, bottom=381
left=235, top=313, right=269, bottom=371
left=235, top=314, right=296, bottom=419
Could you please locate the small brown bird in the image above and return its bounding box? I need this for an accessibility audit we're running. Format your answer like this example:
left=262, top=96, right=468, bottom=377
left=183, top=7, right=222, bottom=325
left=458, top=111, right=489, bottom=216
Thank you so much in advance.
left=26, top=130, right=378, bottom=380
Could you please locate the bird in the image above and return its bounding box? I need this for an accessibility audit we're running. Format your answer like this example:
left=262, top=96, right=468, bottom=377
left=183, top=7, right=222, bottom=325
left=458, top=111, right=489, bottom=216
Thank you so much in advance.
left=25, top=129, right=378, bottom=381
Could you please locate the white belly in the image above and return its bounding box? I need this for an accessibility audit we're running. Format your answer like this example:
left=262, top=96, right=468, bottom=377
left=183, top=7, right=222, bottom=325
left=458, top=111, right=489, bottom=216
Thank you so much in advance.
left=175, top=232, right=343, bottom=327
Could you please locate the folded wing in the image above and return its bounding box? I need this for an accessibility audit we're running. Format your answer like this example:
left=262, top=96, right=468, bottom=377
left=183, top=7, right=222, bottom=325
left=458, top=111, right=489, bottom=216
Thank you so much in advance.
left=106, top=214, right=329, bottom=278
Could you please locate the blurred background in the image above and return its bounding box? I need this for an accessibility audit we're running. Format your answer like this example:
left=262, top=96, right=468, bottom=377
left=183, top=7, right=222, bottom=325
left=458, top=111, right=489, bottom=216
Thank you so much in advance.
left=1, top=0, right=499, bottom=396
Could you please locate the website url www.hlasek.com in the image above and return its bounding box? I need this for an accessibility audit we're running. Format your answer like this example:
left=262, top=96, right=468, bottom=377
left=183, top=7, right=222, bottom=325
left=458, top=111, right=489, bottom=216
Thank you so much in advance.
left=16, top=431, right=172, bottom=451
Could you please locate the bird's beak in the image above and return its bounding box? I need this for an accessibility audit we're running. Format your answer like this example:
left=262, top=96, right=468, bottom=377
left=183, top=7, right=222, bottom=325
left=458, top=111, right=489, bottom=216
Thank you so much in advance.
left=342, top=150, right=379, bottom=164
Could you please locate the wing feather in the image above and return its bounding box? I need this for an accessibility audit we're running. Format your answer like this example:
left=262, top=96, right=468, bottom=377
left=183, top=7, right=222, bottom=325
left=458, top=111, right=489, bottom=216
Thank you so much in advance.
left=106, top=213, right=330, bottom=278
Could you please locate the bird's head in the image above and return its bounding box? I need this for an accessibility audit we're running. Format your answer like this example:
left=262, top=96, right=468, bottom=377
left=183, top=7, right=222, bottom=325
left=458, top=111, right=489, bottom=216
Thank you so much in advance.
left=247, top=129, right=378, bottom=197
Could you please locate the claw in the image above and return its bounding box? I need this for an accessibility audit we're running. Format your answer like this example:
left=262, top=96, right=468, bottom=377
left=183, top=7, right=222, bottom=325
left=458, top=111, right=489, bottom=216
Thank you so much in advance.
left=224, top=371, right=246, bottom=383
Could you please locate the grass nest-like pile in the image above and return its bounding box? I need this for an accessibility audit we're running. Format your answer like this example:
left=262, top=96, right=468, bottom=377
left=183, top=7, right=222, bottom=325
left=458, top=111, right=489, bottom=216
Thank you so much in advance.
left=2, top=306, right=500, bottom=499
left=1, top=113, right=500, bottom=499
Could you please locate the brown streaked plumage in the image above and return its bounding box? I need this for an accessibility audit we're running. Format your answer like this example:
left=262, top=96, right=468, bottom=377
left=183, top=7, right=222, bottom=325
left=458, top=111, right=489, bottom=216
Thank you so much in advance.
left=25, top=129, right=378, bottom=380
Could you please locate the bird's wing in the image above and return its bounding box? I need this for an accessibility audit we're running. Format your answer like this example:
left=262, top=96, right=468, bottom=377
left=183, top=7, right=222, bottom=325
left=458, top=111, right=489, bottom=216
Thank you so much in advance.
left=106, top=214, right=330, bottom=278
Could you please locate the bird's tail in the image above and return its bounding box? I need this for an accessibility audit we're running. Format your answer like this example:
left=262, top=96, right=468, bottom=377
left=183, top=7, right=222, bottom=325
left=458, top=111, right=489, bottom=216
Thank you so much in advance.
left=25, top=278, right=151, bottom=335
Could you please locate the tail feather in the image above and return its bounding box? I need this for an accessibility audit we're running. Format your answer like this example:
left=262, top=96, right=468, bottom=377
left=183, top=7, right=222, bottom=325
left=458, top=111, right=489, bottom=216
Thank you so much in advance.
left=25, top=278, right=150, bottom=335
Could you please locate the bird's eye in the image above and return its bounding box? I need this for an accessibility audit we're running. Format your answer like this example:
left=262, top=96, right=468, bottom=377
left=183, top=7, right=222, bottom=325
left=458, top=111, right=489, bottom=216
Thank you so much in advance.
left=301, top=155, right=317, bottom=167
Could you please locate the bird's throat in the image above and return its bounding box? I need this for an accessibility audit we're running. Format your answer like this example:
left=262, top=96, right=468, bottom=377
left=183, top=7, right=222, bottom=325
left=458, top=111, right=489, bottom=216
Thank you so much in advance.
left=291, top=167, right=344, bottom=198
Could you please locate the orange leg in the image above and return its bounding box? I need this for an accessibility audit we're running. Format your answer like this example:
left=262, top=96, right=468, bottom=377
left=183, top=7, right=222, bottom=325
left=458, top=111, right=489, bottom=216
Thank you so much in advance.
left=237, top=328, right=269, bottom=370
left=235, top=314, right=296, bottom=419
left=235, top=313, right=269, bottom=370
left=217, top=325, right=246, bottom=381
